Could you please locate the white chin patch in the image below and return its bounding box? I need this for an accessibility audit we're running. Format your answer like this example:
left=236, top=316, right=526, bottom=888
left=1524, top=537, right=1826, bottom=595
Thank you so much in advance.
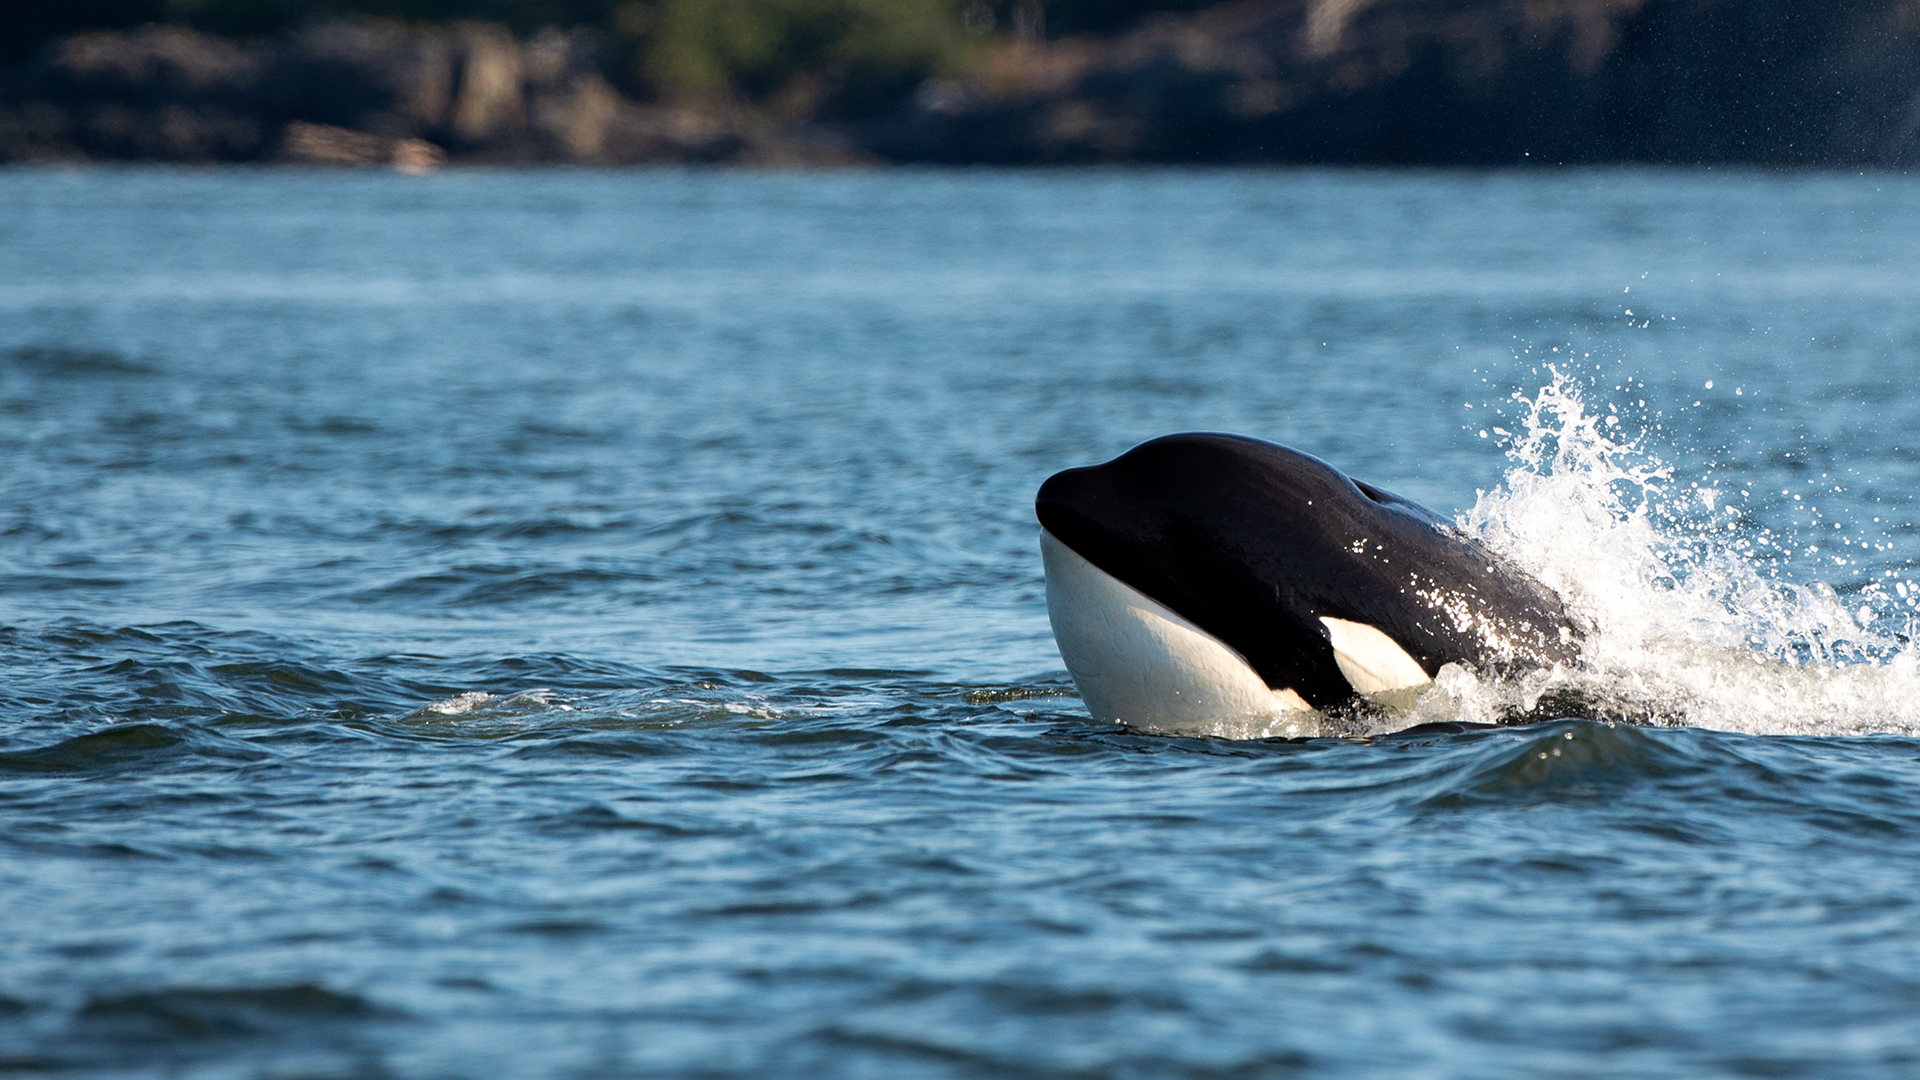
left=1318, top=616, right=1433, bottom=695
left=1041, top=530, right=1311, bottom=730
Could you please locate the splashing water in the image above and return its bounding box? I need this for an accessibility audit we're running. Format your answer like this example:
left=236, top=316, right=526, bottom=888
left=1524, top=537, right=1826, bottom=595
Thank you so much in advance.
left=1426, top=370, right=1920, bottom=737
left=1122, top=370, right=1920, bottom=742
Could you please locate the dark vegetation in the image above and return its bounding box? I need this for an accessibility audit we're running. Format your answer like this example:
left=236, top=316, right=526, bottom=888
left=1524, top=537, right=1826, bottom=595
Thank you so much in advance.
left=6, top=0, right=1920, bottom=165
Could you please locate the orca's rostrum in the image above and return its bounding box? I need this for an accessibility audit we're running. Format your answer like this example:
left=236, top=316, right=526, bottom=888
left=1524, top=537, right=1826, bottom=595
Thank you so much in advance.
left=1035, top=433, right=1582, bottom=727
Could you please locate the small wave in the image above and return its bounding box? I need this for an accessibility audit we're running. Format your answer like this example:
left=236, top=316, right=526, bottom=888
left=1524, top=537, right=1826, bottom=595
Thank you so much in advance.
left=1408, top=720, right=1702, bottom=808
left=346, top=564, right=656, bottom=607
left=4, top=344, right=157, bottom=378
left=539, top=804, right=717, bottom=836
left=392, top=688, right=579, bottom=737
left=960, top=684, right=1076, bottom=705
left=397, top=514, right=637, bottom=543
left=386, top=672, right=869, bottom=741
left=0, top=722, right=266, bottom=774
left=414, top=689, right=561, bottom=717
left=0, top=572, right=132, bottom=594
left=74, top=982, right=400, bottom=1040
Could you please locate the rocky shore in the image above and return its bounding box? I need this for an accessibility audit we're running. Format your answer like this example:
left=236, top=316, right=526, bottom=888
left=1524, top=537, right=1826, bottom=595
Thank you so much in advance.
left=0, top=20, right=866, bottom=167
left=5, top=0, right=1919, bottom=167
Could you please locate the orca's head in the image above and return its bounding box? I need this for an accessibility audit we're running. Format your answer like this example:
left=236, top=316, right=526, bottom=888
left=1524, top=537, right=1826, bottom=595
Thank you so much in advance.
left=1035, top=433, right=1580, bottom=724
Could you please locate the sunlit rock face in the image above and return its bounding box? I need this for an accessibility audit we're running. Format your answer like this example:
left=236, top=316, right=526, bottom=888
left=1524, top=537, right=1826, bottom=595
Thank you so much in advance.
left=0, top=19, right=861, bottom=167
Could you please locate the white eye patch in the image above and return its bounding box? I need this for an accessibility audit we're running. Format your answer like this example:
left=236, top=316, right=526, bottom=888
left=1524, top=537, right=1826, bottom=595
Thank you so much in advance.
left=1319, top=616, right=1432, bottom=695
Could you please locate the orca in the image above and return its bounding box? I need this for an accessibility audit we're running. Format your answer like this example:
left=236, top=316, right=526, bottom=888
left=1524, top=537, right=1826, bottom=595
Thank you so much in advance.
left=1035, top=433, right=1582, bottom=727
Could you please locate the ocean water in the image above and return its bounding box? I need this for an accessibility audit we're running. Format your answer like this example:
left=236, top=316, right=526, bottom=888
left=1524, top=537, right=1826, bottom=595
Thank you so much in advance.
left=4, top=166, right=1920, bottom=1077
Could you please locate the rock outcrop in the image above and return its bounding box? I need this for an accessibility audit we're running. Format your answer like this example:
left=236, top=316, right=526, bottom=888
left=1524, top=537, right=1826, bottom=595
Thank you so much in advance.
left=0, top=19, right=866, bottom=166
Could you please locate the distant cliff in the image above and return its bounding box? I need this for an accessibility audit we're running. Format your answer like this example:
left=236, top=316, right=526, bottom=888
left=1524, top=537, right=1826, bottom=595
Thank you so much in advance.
left=6, top=0, right=1920, bottom=167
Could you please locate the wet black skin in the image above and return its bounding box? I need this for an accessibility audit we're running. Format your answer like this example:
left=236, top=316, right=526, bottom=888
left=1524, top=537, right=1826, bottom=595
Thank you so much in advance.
left=1035, top=433, right=1583, bottom=711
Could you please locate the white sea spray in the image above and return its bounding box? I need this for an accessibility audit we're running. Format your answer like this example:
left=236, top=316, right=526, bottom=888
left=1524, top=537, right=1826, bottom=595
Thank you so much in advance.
left=1441, top=369, right=1920, bottom=737
left=1143, top=368, right=1920, bottom=741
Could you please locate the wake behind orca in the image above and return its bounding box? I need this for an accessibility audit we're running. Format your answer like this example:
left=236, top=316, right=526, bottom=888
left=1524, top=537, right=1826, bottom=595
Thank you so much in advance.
left=1036, top=433, right=1583, bottom=729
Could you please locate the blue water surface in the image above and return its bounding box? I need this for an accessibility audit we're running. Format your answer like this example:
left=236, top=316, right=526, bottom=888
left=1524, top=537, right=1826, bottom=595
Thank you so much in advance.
left=3, top=166, right=1920, bottom=1077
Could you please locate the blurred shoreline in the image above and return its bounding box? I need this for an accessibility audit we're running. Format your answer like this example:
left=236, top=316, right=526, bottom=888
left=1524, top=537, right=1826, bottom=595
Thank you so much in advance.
left=5, top=0, right=1919, bottom=169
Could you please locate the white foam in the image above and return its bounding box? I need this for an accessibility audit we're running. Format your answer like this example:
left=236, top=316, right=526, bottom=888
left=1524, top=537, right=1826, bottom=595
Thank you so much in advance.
left=1438, top=370, right=1920, bottom=737
left=425, top=691, right=495, bottom=716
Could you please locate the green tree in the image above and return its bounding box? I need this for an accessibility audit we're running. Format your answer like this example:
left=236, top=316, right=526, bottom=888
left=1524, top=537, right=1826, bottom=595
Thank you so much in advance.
left=612, top=0, right=972, bottom=117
